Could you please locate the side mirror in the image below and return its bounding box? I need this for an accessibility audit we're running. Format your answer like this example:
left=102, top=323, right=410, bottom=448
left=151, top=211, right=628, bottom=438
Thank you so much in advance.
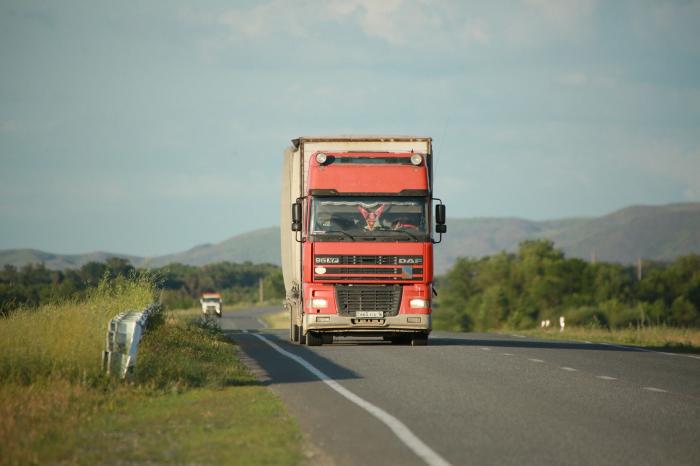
left=435, top=204, right=446, bottom=227
left=291, top=201, right=302, bottom=232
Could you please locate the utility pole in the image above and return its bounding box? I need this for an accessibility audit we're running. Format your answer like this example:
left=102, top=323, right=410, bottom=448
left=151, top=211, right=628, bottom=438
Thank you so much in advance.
left=637, top=258, right=643, bottom=281
left=259, top=277, right=264, bottom=304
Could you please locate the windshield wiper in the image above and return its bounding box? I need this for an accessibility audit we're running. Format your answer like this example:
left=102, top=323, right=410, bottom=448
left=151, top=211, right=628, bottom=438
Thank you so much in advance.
left=319, top=230, right=356, bottom=241
left=372, top=230, right=419, bottom=241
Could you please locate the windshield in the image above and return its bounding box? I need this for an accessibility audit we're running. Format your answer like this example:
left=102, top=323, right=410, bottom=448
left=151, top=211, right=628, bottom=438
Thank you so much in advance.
left=310, top=196, right=428, bottom=241
left=202, top=297, right=220, bottom=303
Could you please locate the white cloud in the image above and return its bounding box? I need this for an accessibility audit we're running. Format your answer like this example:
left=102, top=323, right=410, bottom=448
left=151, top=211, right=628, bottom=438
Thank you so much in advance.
left=461, top=18, right=490, bottom=45
left=218, top=0, right=310, bottom=38
left=523, top=0, right=597, bottom=31
left=624, top=142, right=700, bottom=202
left=208, top=0, right=485, bottom=49
left=0, top=120, right=19, bottom=133
left=561, top=72, right=588, bottom=86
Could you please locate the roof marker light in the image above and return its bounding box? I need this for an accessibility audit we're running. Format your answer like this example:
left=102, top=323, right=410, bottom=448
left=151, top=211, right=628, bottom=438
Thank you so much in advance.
left=316, top=153, right=328, bottom=164
left=410, top=154, right=423, bottom=166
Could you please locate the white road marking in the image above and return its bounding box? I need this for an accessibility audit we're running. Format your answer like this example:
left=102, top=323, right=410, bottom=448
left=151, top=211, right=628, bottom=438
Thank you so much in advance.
left=501, top=353, right=514, bottom=356
left=510, top=334, right=526, bottom=338
left=528, top=358, right=545, bottom=363
left=480, top=347, right=491, bottom=351
left=643, top=387, right=668, bottom=393
left=599, top=342, right=700, bottom=361
left=560, top=367, right=577, bottom=372
left=250, top=333, right=451, bottom=466
left=257, top=317, right=268, bottom=329
left=596, top=375, right=617, bottom=381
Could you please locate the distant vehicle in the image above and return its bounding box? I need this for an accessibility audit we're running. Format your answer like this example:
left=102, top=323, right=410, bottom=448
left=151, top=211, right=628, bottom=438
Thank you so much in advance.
left=280, top=135, right=446, bottom=346
left=200, top=292, right=223, bottom=318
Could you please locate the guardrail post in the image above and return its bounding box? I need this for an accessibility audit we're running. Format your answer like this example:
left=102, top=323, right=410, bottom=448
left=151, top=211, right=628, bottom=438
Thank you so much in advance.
left=103, top=304, right=160, bottom=378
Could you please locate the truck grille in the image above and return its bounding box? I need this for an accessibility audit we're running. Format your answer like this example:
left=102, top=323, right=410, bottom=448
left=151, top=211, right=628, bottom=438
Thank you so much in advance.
left=316, top=255, right=423, bottom=265
left=335, top=285, right=402, bottom=316
left=314, top=255, right=424, bottom=282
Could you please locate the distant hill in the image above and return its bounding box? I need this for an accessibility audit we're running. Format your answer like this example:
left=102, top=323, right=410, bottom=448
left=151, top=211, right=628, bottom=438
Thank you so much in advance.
left=0, top=249, right=143, bottom=271
left=436, top=203, right=700, bottom=271
left=140, top=227, right=280, bottom=268
left=2, top=203, right=699, bottom=273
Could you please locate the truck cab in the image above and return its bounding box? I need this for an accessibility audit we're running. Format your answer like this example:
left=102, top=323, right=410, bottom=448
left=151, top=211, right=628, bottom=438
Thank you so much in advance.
left=200, top=292, right=223, bottom=318
left=281, top=136, right=446, bottom=346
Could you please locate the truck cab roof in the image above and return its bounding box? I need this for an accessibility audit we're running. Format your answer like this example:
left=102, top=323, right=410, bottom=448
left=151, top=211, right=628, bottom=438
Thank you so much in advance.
left=292, top=135, right=431, bottom=148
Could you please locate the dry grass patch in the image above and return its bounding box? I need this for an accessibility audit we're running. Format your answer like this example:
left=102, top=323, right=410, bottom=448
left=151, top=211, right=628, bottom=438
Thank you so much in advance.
left=0, top=282, right=304, bottom=465
left=262, top=309, right=290, bottom=329
left=516, top=326, right=700, bottom=352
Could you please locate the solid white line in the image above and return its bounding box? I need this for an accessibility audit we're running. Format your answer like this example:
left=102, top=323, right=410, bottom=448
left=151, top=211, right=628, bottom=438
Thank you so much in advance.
left=510, top=334, right=526, bottom=338
left=257, top=317, right=268, bottom=329
left=501, top=353, right=514, bottom=356
left=643, top=387, right=667, bottom=393
left=528, top=358, right=544, bottom=363
left=560, top=367, right=577, bottom=372
left=599, top=342, right=700, bottom=361
left=250, top=333, right=451, bottom=466
left=596, top=375, right=617, bottom=381
left=480, top=347, right=491, bottom=351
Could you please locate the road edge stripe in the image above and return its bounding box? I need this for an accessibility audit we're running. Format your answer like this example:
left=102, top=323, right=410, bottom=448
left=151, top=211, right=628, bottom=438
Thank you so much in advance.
left=250, top=333, right=451, bottom=466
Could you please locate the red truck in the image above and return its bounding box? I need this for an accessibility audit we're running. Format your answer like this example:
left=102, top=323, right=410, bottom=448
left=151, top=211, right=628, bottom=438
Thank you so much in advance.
left=280, top=136, right=446, bottom=346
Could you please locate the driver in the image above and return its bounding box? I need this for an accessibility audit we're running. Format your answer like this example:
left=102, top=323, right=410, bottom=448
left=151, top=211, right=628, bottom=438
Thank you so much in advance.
left=392, top=214, right=419, bottom=230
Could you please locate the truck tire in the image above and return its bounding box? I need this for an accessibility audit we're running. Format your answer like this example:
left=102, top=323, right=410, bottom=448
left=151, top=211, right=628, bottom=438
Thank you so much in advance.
left=411, top=334, right=428, bottom=346
left=292, top=324, right=301, bottom=343
left=306, top=332, right=323, bottom=346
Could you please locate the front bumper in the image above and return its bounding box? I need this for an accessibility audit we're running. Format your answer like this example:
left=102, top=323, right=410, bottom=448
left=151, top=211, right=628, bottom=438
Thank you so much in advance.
left=304, top=312, right=431, bottom=334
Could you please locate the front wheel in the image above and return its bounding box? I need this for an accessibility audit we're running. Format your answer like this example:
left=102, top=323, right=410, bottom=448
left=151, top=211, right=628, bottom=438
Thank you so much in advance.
left=411, top=334, right=428, bottom=346
left=306, top=331, right=323, bottom=346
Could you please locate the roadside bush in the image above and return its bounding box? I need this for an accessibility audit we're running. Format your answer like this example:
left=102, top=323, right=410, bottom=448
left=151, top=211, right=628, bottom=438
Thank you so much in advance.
left=564, top=306, right=608, bottom=328
left=135, top=314, right=254, bottom=390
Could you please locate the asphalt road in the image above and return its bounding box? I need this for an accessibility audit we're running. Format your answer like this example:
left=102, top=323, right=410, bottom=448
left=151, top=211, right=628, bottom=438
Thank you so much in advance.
left=221, top=307, right=700, bottom=466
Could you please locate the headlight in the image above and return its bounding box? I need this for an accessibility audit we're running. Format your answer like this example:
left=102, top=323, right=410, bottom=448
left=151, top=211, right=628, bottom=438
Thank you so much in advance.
left=409, top=298, right=429, bottom=309
left=311, top=298, right=328, bottom=308
left=316, top=153, right=328, bottom=164
left=410, top=153, right=423, bottom=166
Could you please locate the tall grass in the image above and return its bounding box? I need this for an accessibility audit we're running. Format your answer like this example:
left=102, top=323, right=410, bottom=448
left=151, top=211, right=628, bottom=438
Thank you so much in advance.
left=0, top=276, right=155, bottom=384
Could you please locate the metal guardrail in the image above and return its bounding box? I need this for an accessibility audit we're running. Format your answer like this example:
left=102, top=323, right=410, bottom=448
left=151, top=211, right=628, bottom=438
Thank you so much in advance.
left=102, top=304, right=160, bottom=378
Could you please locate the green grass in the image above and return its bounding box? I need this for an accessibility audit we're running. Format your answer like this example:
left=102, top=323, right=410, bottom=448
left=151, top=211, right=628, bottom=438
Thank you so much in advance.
left=0, top=281, right=304, bottom=465
left=262, top=309, right=290, bottom=329
left=512, top=326, right=700, bottom=353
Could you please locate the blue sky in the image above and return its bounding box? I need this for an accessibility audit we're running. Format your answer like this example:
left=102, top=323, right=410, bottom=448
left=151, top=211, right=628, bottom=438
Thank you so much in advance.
left=1, top=0, right=699, bottom=256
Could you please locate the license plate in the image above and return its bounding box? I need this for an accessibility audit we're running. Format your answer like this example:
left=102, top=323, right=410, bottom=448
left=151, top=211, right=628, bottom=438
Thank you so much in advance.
left=356, top=311, right=383, bottom=318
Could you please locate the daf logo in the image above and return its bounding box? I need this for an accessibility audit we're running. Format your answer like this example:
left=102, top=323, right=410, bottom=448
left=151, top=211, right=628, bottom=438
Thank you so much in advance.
left=315, top=257, right=340, bottom=264
left=398, top=257, right=422, bottom=264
